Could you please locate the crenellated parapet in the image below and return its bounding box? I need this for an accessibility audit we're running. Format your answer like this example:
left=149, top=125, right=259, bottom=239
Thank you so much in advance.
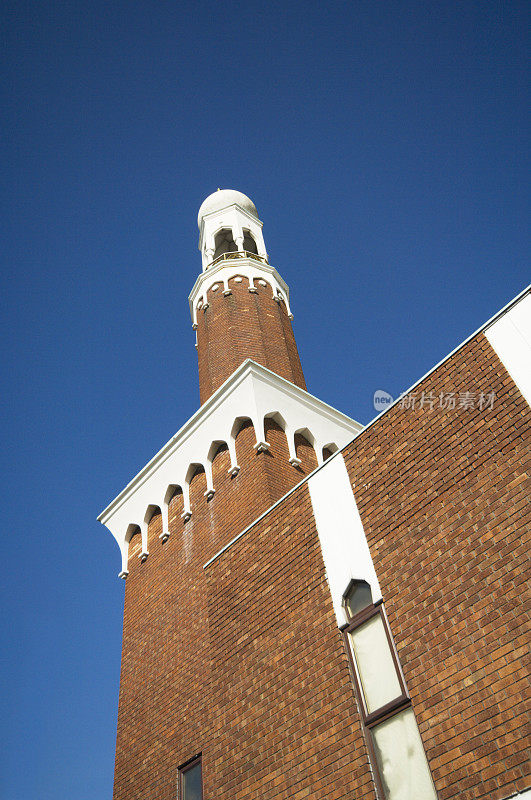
left=98, top=360, right=362, bottom=578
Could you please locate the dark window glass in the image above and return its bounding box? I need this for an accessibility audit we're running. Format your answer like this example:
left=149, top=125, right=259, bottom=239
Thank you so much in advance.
left=344, top=579, right=373, bottom=619
left=181, top=758, right=202, bottom=800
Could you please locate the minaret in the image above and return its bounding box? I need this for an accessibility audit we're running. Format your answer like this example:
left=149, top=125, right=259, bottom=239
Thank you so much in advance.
left=190, top=189, right=306, bottom=403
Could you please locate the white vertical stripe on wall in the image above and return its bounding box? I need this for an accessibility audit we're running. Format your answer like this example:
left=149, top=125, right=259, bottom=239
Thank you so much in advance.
left=485, top=292, right=531, bottom=408
left=308, top=453, right=382, bottom=626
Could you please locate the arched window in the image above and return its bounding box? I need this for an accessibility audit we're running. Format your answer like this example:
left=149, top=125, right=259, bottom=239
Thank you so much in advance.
left=343, top=579, right=373, bottom=621
left=242, top=229, right=258, bottom=254
left=214, top=228, right=237, bottom=259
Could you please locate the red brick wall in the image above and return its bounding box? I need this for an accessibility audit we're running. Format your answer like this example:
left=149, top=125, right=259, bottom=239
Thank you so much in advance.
left=113, top=421, right=320, bottom=799
left=196, top=276, right=306, bottom=404
left=342, top=332, right=530, bottom=800
left=205, top=485, right=376, bottom=800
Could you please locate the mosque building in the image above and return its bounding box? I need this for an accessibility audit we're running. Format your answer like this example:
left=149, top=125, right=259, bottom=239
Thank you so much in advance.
left=99, top=189, right=530, bottom=800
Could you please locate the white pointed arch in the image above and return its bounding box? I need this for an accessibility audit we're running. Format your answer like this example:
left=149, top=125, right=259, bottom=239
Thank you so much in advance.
left=144, top=504, right=161, bottom=525
left=322, top=442, right=339, bottom=463
left=121, top=523, right=143, bottom=573
left=294, top=426, right=318, bottom=465
left=184, top=462, right=207, bottom=512
left=161, top=484, right=182, bottom=540
left=264, top=410, right=296, bottom=460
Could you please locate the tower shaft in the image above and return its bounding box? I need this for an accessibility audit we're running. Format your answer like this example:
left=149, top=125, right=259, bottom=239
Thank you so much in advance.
left=195, top=269, right=306, bottom=403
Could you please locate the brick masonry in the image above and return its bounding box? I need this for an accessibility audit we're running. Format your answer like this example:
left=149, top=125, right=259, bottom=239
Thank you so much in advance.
left=196, top=276, right=306, bottom=404
left=113, top=329, right=529, bottom=799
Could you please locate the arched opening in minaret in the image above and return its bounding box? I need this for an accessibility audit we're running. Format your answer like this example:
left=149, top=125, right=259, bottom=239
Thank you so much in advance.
left=214, top=228, right=238, bottom=259
left=242, top=229, right=258, bottom=254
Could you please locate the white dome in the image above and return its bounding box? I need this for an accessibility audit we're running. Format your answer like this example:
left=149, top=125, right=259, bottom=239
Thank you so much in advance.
left=197, top=189, right=258, bottom=228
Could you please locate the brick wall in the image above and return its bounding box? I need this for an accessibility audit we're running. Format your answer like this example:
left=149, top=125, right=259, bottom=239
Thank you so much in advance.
left=196, top=276, right=306, bottom=404
left=341, top=332, right=530, bottom=800
left=113, top=419, right=320, bottom=799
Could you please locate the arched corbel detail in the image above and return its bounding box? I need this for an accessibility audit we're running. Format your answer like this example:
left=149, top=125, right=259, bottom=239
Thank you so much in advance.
left=203, top=453, right=215, bottom=500
left=227, top=419, right=244, bottom=476
left=184, top=462, right=206, bottom=520
left=231, top=415, right=258, bottom=467
left=139, top=520, right=149, bottom=562
left=264, top=411, right=293, bottom=459
left=142, top=504, right=161, bottom=559
left=121, top=523, right=142, bottom=577
left=162, top=484, right=183, bottom=541
left=252, top=412, right=269, bottom=453
left=294, top=426, right=318, bottom=467
left=207, top=439, right=229, bottom=491
left=321, top=442, right=339, bottom=465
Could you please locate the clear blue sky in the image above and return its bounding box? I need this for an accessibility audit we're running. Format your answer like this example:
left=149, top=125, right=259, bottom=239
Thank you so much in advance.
left=1, top=1, right=529, bottom=797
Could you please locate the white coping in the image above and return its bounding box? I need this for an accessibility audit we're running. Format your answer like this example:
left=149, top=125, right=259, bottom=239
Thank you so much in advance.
left=202, top=285, right=530, bottom=573
left=188, top=257, right=292, bottom=327
left=308, top=453, right=382, bottom=626
left=98, top=359, right=362, bottom=576
left=485, top=292, right=531, bottom=408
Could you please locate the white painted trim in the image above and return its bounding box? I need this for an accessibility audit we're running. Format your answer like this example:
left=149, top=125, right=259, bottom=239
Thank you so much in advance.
left=188, top=257, right=292, bottom=325
left=485, top=292, right=531, bottom=407
left=308, top=454, right=382, bottom=625
left=98, top=360, right=361, bottom=524
left=98, top=359, right=362, bottom=575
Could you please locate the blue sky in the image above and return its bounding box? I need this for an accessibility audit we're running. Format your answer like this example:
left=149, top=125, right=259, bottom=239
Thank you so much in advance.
left=1, top=1, right=529, bottom=797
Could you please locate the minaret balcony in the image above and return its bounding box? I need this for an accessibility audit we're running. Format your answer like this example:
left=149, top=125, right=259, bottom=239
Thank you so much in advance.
left=207, top=250, right=269, bottom=269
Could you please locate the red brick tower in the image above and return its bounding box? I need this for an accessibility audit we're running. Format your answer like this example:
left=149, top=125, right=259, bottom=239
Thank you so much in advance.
left=191, top=189, right=306, bottom=403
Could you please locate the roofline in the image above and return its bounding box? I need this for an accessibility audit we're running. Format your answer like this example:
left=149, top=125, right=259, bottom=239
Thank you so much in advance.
left=202, top=283, right=530, bottom=569
left=359, top=282, right=530, bottom=438
left=97, top=359, right=361, bottom=523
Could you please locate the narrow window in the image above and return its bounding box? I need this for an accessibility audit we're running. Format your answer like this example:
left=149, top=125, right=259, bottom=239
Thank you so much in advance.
left=179, top=755, right=203, bottom=800
left=342, top=581, right=437, bottom=800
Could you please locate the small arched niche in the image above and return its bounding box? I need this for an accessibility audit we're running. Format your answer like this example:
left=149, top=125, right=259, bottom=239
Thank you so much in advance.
left=322, top=443, right=339, bottom=462
left=164, top=484, right=182, bottom=506
left=144, top=504, right=162, bottom=544
left=294, top=427, right=318, bottom=472
left=125, top=523, right=142, bottom=565
left=264, top=412, right=290, bottom=460
left=209, top=440, right=230, bottom=486
left=232, top=416, right=255, bottom=465
left=165, top=484, right=184, bottom=529
left=144, top=504, right=161, bottom=525
left=242, top=228, right=258, bottom=254
left=214, top=228, right=237, bottom=259
left=208, top=440, right=229, bottom=463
